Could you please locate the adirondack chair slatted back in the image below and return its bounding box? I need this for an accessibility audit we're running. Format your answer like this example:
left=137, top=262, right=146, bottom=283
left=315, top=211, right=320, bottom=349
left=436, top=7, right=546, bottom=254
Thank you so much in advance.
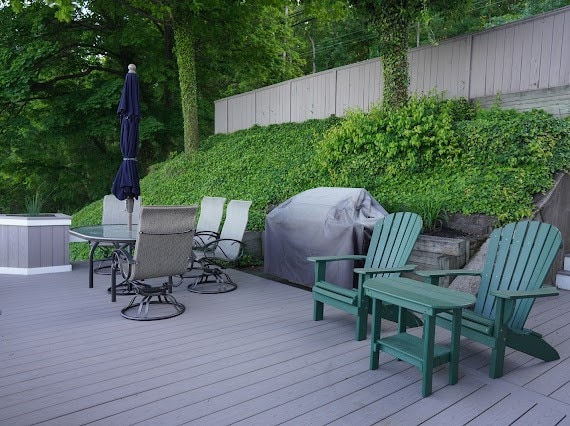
left=364, top=212, right=423, bottom=274
left=476, top=221, right=562, bottom=329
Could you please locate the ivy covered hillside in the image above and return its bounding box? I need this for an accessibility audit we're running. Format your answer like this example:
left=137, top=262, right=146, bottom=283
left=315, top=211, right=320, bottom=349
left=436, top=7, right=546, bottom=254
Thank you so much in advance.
left=70, top=94, right=570, bottom=261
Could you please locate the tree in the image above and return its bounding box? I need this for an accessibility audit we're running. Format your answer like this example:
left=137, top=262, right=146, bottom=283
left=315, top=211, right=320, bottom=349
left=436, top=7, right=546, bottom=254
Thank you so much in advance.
left=291, top=4, right=375, bottom=74
left=344, top=0, right=449, bottom=109
left=295, top=0, right=440, bottom=108
left=26, top=0, right=305, bottom=153
left=0, top=2, right=180, bottom=212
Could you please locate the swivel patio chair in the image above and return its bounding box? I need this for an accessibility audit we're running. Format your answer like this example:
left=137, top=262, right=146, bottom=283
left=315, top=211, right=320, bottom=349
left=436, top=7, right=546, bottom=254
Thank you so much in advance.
left=417, top=220, right=562, bottom=378
left=93, top=194, right=142, bottom=275
left=308, top=212, right=423, bottom=341
left=102, top=194, right=142, bottom=226
left=187, top=199, right=252, bottom=294
left=111, top=205, right=197, bottom=320
left=193, top=196, right=226, bottom=249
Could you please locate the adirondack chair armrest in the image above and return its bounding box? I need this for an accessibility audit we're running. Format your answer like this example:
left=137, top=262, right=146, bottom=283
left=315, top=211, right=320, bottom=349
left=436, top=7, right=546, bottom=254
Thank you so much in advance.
left=491, top=285, right=559, bottom=300
left=308, top=255, right=367, bottom=283
left=416, top=269, right=481, bottom=286
left=354, top=264, right=416, bottom=280
left=307, top=255, right=367, bottom=264
left=490, top=286, right=559, bottom=332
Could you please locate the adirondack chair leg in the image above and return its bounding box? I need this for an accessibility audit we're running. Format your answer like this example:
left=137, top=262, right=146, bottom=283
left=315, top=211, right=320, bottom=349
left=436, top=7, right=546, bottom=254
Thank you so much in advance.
left=313, top=299, right=324, bottom=321
left=489, top=298, right=511, bottom=379
left=489, top=346, right=506, bottom=379
left=507, top=330, right=560, bottom=362
left=355, top=291, right=369, bottom=340
left=355, top=308, right=368, bottom=341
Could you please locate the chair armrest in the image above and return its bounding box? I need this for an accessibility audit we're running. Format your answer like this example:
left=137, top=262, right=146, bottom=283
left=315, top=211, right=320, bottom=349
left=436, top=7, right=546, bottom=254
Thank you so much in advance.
left=354, top=265, right=416, bottom=280
left=202, top=238, right=244, bottom=249
left=195, top=230, right=220, bottom=237
left=492, top=285, right=559, bottom=300
left=307, top=255, right=366, bottom=263
left=309, top=255, right=367, bottom=283
left=112, top=247, right=135, bottom=262
left=202, top=238, right=246, bottom=262
left=111, top=247, right=136, bottom=279
left=492, top=286, right=559, bottom=333
left=416, top=269, right=481, bottom=285
left=193, top=231, right=220, bottom=248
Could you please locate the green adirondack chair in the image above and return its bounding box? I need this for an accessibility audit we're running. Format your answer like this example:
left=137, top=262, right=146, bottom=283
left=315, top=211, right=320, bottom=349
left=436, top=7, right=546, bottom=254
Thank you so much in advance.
left=308, top=212, right=423, bottom=341
left=417, top=220, right=562, bottom=378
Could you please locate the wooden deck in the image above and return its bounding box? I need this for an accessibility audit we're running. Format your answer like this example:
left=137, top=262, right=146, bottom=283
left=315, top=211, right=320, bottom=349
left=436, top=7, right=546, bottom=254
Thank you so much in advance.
left=0, top=261, right=569, bottom=425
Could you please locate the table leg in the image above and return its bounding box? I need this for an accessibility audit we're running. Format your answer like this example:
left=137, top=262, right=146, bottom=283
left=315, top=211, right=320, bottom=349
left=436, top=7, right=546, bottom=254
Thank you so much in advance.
left=370, top=298, right=382, bottom=370
left=88, top=241, right=100, bottom=289
left=111, top=258, right=117, bottom=303
left=422, top=313, right=436, bottom=397
left=449, top=308, right=461, bottom=385
left=397, top=306, right=407, bottom=334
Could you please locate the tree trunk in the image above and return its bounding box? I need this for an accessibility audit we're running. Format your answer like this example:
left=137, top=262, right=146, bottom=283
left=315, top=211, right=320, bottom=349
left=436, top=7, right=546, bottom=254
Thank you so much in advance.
left=377, top=1, right=412, bottom=109
left=173, top=17, right=200, bottom=153
left=380, top=26, right=409, bottom=109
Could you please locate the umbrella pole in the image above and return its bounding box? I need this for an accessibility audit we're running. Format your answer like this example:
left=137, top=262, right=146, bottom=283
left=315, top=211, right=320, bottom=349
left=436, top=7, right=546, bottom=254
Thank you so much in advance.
left=126, top=197, right=134, bottom=231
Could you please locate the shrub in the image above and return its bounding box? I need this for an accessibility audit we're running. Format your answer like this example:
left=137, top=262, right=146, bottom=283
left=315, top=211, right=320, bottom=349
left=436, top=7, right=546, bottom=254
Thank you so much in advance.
left=314, top=93, right=476, bottom=186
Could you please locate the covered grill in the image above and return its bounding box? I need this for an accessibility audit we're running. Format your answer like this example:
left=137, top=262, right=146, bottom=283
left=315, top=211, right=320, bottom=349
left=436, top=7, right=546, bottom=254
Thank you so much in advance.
left=264, top=187, right=387, bottom=288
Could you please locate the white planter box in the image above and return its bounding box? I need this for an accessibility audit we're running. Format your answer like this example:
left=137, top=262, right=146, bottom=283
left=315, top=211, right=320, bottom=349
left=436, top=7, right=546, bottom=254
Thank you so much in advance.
left=0, top=213, right=72, bottom=275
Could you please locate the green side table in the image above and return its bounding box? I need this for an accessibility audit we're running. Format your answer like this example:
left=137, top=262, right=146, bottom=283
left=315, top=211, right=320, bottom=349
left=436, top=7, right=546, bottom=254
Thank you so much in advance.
left=364, top=276, right=476, bottom=397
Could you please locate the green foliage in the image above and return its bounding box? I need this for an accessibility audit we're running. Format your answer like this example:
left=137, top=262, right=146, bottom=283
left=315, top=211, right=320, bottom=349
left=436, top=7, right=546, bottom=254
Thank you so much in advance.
left=312, top=96, right=570, bottom=225
left=315, top=94, right=474, bottom=184
left=0, top=2, right=182, bottom=214
left=24, top=190, right=44, bottom=216
left=72, top=97, right=570, bottom=262
left=71, top=117, right=339, bottom=239
left=391, top=194, right=449, bottom=232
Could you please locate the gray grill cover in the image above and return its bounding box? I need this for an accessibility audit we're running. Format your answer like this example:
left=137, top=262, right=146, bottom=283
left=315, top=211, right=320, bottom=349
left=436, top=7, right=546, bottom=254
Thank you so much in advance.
left=264, top=187, right=387, bottom=288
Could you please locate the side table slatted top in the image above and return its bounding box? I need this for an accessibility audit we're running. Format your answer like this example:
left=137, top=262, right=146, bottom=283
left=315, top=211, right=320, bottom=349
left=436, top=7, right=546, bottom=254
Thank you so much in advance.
left=364, top=276, right=476, bottom=313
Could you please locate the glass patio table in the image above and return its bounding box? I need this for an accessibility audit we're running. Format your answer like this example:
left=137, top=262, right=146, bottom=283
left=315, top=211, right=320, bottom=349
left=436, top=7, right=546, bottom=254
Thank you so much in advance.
left=69, top=224, right=138, bottom=294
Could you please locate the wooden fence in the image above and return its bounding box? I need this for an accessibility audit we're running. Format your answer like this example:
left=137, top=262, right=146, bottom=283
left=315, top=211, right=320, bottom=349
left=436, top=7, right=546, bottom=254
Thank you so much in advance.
left=215, top=6, right=570, bottom=134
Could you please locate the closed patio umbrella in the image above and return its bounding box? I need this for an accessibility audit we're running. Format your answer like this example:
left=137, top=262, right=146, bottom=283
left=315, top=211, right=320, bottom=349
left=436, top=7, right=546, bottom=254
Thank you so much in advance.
left=111, top=63, right=141, bottom=230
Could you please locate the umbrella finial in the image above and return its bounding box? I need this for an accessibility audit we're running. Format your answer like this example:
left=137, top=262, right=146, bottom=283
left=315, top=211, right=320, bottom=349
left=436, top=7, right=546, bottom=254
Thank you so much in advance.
left=128, top=64, right=137, bottom=74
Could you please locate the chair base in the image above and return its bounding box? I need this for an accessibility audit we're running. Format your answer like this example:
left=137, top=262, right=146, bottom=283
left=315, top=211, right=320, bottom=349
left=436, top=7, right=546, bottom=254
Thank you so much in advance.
left=121, top=293, right=185, bottom=320
left=186, top=265, right=237, bottom=294
left=94, top=262, right=114, bottom=275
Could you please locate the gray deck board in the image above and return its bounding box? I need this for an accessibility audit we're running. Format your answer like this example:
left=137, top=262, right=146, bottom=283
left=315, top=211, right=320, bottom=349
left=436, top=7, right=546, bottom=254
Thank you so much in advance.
left=0, top=261, right=569, bottom=425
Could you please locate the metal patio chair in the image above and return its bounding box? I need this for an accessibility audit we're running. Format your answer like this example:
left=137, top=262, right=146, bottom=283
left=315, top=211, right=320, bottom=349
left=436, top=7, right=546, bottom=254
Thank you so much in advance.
left=187, top=199, right=252, bottom=294
left=193, top=196, right=226, bottom=249
left=92, top=194, right=142, bottom=275
left=111, top=205, right=196, bottom=320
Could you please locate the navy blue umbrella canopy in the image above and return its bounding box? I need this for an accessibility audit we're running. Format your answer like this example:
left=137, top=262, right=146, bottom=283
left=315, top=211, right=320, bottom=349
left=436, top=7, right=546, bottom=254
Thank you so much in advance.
left=111, top=64, right=141, bottom=228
